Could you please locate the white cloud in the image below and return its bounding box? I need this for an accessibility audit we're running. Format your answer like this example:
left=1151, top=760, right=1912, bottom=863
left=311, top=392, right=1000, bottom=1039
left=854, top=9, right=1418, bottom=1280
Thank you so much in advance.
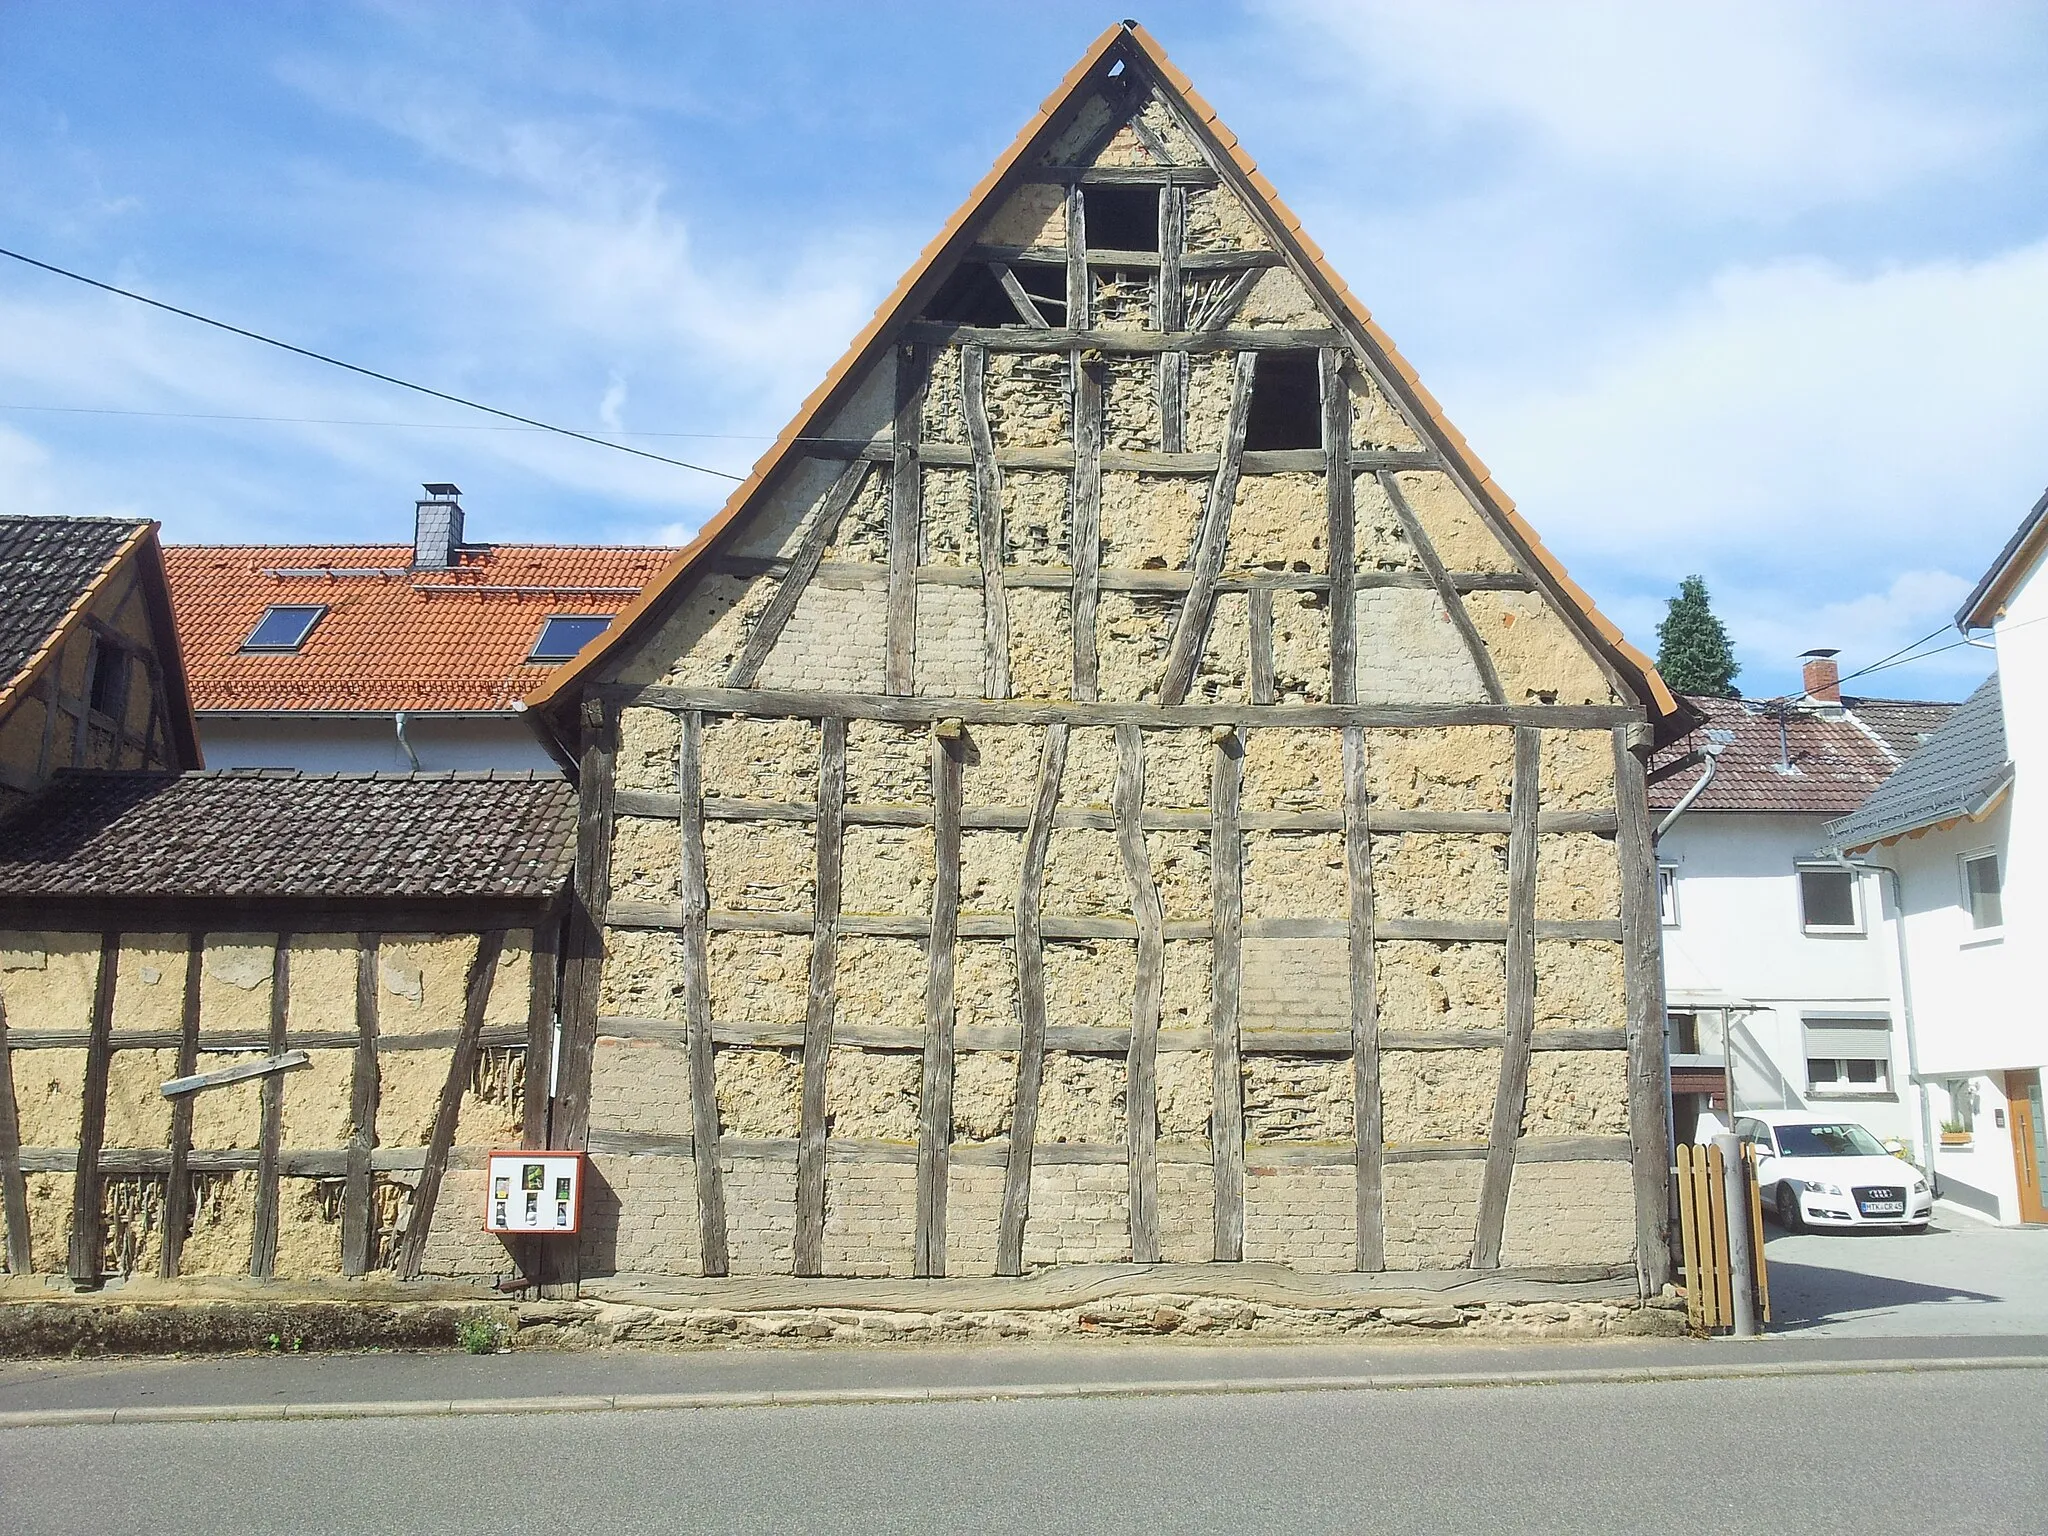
left=1272, top=0, right=2029, bottom=211
left=1455, top=241, right=2048, bottom=583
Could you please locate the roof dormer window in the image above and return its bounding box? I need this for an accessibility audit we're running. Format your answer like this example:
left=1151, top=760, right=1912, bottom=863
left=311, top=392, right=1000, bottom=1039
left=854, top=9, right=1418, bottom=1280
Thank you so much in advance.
left=529, top=614, right=611, bottom=663
left=240, top=604, right=326, bottom=653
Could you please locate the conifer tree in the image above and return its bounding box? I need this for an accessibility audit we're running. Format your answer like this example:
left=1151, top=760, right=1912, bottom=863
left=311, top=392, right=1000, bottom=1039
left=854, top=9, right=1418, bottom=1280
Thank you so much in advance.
left=1655, top=575, right=1740, bottom=697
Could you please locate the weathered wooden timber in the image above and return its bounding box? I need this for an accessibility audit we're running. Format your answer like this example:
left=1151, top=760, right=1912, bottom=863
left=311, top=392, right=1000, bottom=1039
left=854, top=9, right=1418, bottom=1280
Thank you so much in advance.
left=523, top=921, right=559, bottom=1150
left=678, top=712, right=728, bottom=1276
left=248, top=935, right=291, bottom=1280
left=1248, top=589, right=1277, bottom=705
left=1472, top=728, right=1542, bottom=1268
left=1209, top=729, right=1245, bottom=1261
left=962, top=345, right=1011, bottom=698
left=1160, top=350, right=1256, bottom=706
left=550, top=698, right=617, bottom=1151
left=1115, top=724, right=1164, bottom=1263
left=1324, top=349, right=1358, bottom=706
left=1345, top=727, right=1384, bottom=1269
left=1071, top=357, right=1105, bottom=700
left=903, top=323, right=1342, bottom=352
left=160, top=1050, right=310, bottom=1098
left=1377, top=468, right=1506, bottom=704
left=158, top=934, right=202, bottom=1280
left=1616, top=725, right=1676, bottom=1293
left=0, top=973, right=31, bottom=1275
left=792, top=718, right=846, bottom=1277
left=341, top=933, right=380, bottom=1277
left=724, top=459, right=872, bottom=689
left=887, top=344, right=927, bottom=695
left=999, top=724, right=1069, bottom=1275
left=66, top=934, right=118, bottom=1285
left=914, top=731, right=964, bottom=1276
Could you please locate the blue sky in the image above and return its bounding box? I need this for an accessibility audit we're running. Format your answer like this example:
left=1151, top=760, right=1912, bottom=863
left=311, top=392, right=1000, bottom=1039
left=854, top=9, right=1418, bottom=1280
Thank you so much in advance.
left=5, top=2, right=2047, bottom=701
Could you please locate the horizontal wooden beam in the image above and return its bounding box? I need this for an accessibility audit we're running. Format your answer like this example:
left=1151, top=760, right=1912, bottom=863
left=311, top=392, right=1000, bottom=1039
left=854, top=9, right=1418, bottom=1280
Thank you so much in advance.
left=1, top=1025, right=527, bottom=1053
left=717, top=559, right=1528, bottom=600
left=601, top=899, right=1621, bottom=946
left=598, top=1013, right=1626, bottom=1056
left=160, top=1050, right=310, bottom=1098
left=797, top=440, right=1437, bottom=476
left=16, top=1146, right=437, bottom=1176
left=902, top=324, right=1343, bottom=354
left=615, top=789, right=1614, bottom=839
left=1022, top=164, right=1224, bottom=187
left=574, top=1131, right=1631, bottom=1168
left=967, top=243, right=1278, bottom=272
left=606, top=683, right=1641, bottom=733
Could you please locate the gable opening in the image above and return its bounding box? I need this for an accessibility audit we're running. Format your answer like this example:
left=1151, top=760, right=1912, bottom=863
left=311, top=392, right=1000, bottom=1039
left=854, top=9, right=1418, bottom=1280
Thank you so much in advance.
left=923, top=263, right=1024, bottom=328
left=1242, top=350, right=1322, bottom=451
left=1083, top=186, right=1160, bottom=255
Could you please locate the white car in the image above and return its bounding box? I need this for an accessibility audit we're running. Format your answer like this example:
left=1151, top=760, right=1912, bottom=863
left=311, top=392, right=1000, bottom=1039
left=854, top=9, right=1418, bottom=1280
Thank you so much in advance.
left=1729, top=1112, right=1933, bottom=1233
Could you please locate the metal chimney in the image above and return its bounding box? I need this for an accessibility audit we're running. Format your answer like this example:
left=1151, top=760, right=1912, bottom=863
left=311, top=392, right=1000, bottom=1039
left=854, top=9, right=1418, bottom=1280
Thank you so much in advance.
left=413, top=483, right=465, bottom=569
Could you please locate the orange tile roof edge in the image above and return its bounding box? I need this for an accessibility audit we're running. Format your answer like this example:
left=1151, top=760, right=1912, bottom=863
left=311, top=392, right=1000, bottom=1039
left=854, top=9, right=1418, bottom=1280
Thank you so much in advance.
left=525, top=21, right=1681, bottom=728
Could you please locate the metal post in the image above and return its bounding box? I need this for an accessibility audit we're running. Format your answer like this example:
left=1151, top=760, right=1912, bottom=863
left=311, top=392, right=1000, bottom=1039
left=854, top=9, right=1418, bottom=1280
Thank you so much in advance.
left=1714, top=1133, right=1759, bottom=1337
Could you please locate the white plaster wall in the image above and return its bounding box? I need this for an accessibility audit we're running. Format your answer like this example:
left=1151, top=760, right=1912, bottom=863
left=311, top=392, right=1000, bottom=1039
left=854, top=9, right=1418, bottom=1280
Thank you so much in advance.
left=197, top=715, right=560, bottom=773
left=1658, top=812, right=1910, bottom=1143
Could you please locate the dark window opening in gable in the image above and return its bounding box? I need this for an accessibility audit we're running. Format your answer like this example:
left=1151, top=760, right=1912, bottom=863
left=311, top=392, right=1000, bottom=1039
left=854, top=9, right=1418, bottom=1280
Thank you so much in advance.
left=1242, top=350, right=1322, bottom=451
left=1083, top=186, right=1159, bottom=255
left=87, top=639, right=128, bottom=720
left=530, top=614, right=613, bottom=663
left=923, top=263, right=1025, bottom=327
left=1014, top=262, right=1067, bottom=314
left=241, top=604, right=326, bottom=653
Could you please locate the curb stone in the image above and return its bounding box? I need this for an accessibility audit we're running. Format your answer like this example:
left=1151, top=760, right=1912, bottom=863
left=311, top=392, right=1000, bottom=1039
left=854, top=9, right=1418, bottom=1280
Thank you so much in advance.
left=2, top=1355, right=2044, bottom=1430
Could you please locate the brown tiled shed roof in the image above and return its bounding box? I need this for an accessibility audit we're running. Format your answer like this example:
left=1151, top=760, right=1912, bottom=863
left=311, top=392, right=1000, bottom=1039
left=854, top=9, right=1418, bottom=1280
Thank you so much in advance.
left=1647, top=694, right=1956, bottom=814
left=0, top=770, right=576, bottom=901
left=0, top=515, right=149, bottom=707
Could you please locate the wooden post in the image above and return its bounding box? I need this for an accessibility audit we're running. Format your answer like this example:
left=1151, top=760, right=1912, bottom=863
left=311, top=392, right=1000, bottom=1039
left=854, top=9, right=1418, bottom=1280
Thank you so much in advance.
left=794, top=716, right=847, bottom=1276
left=1323, top=350, right=1357, bottom=706
left=963, top=345, right=1012, bottom=699
left=1471, top=727, right=1540, bottom=1268
left=999, top=724, right=1068, bottom=1275
left=249, top=934, right=290, bottom=1280
left=0, top=973, right=31, bottom=1275
left=550, top=695, right=618, bottom=1151
left=1209, top=728, right=1245, bottom=1260
left=1115, top=723, right=1163, bottom=1263
left=1344, top=726, right=1384, bottom=1269
left=1159, top=351, right=1256, bottom=705
left=341, top=933, right=380, bottom=1276
left=1065, top=186, right=1090, bottom=332
left=1248, top=589, right=1277, bottom=706
left=678, top=710, right=729, bottom=1276
left=66, top=934, right=119, bottom=1285
left=1615, top=724, right=1676, bottom=1294
left=522, top=921, right=559, bottom=1150
left=1157, top=184, right=1186, bottom=452
left=156, top=934, right=201, bottom=1279
left=1071, top=357, right=1105, bottom=702
left=395, top=929, right=504, bottom=1281
left=915, top=728, right=964, bottom=1276
left=888, top=345, right=928, bottom=696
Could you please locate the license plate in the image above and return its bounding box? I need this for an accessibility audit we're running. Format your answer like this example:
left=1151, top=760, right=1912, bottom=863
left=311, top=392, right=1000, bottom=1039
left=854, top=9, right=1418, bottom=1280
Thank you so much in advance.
left=1860, top=1200, right=1904, bottom=1215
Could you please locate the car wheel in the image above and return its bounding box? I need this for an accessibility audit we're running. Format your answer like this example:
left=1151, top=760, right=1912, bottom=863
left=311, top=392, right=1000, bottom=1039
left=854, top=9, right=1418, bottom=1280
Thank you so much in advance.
left=1775, top=1184, right=1803, bottom=1233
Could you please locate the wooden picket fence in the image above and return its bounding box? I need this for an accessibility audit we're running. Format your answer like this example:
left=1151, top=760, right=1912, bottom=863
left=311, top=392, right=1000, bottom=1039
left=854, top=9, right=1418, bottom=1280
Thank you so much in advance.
left=1674, top=1141, right=1771, bottom=1332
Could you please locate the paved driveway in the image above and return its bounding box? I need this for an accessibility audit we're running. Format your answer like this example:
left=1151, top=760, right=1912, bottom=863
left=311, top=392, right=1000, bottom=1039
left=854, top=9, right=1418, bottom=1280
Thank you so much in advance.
left=1762, top=1212, right=2048, bottom=1335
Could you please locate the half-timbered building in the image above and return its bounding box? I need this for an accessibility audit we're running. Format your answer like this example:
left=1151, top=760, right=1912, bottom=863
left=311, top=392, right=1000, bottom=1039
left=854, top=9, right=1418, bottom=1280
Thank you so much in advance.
left=528, top=24, right=1686, bottom=1296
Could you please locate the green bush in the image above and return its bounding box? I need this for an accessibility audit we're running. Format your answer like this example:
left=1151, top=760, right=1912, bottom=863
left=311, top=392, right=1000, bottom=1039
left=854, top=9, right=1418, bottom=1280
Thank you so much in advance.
left=457, top=1316, right=502, bottom=1355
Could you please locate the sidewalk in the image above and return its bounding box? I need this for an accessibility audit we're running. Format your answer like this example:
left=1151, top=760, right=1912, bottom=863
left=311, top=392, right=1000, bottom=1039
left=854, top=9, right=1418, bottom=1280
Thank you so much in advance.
left=3, top=1331, right=2045, bottom=1428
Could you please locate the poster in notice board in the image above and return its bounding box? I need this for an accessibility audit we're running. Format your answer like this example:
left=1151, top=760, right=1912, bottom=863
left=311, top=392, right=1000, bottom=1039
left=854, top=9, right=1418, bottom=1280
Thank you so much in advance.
left=484, top=1150, right=584, bottom=1235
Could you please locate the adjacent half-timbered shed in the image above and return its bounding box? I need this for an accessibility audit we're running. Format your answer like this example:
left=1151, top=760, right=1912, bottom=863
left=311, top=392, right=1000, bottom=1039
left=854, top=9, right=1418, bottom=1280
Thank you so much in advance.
left=0, top=771, right=574, bottom=1285
left=529, top=24, right=1686, bottom=1294
left=0, top=516, right=202, bottom=813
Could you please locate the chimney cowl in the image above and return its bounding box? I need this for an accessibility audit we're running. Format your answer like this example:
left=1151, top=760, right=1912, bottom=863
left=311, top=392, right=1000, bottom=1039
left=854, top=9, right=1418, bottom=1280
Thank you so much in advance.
left=413, top=483, right=465, bottom=570
left=1800, top=648, right=1841, bottom=705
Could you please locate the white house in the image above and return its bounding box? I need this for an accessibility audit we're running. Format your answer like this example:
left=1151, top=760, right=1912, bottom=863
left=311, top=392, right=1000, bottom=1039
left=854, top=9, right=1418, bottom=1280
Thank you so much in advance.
left=1823, top=489, right=2048, bottom=1226
left=1648, top=666, right=1952, bottom=1156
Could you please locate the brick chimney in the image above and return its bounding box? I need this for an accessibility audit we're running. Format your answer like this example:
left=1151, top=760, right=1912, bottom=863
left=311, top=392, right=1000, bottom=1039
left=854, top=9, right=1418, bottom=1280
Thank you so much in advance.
left=1801, top=648, right=1841, bottom=704
left=413, top=483, right=465, bottom=569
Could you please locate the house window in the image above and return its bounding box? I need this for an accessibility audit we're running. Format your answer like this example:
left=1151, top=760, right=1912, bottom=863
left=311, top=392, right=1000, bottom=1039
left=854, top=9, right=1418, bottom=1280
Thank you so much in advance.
left=1962, top=851, right=2002, bottom=931
left=86, top=638, right=128, bottom=720
left=530, top=615, right=612, bottom=663
left=1803, top=1018, right=1892, bottom=1096
left=241, top=605, right=326, bottom=653
left=1242, top=350, right=1322, bottom=451
left=1797, top=864, right=1861, bottom=935
left=1658, top=865, right=1680, bottom=927
left=1669, top=1011, right=1699, bottom=1055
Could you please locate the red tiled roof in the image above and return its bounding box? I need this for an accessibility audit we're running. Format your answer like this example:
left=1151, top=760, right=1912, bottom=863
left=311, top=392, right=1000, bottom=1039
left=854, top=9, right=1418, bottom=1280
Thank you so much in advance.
left=1647, top=694, right=1955, bottom=814
left=164, top=544, right=670, bottom=712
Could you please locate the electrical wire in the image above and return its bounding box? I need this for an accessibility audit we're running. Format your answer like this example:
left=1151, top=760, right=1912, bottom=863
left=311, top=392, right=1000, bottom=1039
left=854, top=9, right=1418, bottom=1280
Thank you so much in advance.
left=0, top=402, right=782, bottom=440
left=0, top=246, right=746, bottom=481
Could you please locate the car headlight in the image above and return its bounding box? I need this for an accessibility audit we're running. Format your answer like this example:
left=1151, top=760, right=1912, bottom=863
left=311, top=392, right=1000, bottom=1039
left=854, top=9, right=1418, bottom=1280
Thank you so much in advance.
left=1913, top=1179, right=1928, bottom=1194
left=1798, top=1180, right=1844, bottom=1197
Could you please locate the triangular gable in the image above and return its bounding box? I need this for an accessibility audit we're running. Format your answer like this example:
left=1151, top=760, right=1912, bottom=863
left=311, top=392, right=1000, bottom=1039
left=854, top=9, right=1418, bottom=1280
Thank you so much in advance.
left=529, top=21, right=1680, bottom=733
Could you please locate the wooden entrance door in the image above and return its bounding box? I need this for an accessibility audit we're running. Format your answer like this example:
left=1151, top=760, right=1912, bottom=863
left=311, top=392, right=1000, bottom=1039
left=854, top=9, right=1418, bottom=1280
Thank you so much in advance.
left=2008, top=1070, right=2048, bottom=1224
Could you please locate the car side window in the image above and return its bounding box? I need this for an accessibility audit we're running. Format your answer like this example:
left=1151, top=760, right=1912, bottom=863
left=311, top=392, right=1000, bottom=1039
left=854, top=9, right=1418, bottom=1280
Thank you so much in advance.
left=1735, top=1119, right=1773, bottom=1153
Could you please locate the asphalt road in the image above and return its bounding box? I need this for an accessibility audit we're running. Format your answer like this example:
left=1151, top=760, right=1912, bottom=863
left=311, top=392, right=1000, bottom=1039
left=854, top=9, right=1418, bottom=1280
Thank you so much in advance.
left=1, top=1366, right=2040, bottom=1535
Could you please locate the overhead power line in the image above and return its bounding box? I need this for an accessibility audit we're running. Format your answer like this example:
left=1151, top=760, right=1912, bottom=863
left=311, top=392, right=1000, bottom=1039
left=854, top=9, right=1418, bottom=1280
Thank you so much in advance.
left=0, top=246, right=746, bottom=481
left=0, top=402, right=779, bottom=441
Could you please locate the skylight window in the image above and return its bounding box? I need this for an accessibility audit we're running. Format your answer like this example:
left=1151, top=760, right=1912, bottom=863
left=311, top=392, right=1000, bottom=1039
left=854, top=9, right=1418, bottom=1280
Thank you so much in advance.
left=530, top=615, right=611, bottom=663
left=240, top=605, right=326, bottom=653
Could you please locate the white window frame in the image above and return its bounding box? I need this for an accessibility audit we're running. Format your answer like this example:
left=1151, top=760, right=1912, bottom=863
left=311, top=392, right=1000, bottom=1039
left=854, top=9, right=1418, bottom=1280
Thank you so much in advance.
left=1959, top=847, right=2003, bottom=936
left=1796, top=862, right=1863, bottom=937
left=1657, top=864, right=1680, bottom=928
left=1802, top=1014, right=1894, bottom=1099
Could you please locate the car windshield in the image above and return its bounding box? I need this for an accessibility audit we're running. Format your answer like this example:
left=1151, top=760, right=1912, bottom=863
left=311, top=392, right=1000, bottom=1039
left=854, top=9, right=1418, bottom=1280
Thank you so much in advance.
left=1775, top=1122, right=1887, bottom=1158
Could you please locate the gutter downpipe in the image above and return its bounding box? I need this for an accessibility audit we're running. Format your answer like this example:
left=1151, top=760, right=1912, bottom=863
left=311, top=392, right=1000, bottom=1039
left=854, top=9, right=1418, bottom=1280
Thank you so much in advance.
left=394, top=710, right=422, bottom=771
left=1837, top=851, right=1934, bottom=1192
